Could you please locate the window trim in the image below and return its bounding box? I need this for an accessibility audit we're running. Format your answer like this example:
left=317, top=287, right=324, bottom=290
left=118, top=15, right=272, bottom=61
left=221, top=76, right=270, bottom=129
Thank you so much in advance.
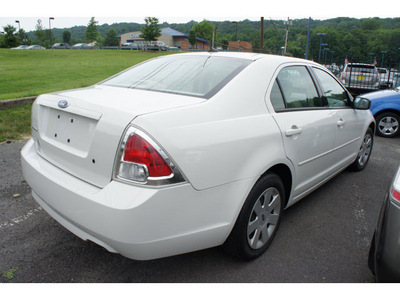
left=269, top=64, right=354, bottom=113
left=309, top=66, right=353, bottom=109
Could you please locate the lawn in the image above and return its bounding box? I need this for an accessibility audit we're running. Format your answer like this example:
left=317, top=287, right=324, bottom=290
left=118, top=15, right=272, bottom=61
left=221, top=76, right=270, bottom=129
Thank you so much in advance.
left=0, top=49, right=174, bottom=142
left=0, top=49, right=172, bottom=100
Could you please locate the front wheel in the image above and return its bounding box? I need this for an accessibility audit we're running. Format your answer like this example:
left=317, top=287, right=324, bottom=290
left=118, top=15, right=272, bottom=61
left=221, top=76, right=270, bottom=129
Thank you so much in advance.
left=223, top=173, right=285, bottom=260
left=375, top=112, right=400, bottom=138
left=351, top=128, right=373, bottom=171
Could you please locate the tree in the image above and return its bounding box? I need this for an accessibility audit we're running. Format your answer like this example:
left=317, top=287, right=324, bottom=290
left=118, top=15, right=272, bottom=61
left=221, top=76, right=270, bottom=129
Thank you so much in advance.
left=104, top=28, right=119, bottom=46
left=63, top=30, right=71, bottom=44
left=188, top=29, right=197, bottom=48
left=140, top=17, right=161, bottom=41
left=2, top=25, right=17, bottom=48
left=85, top=17, right=99, bottom=42
left=191, top=20, right=214, bottom=44
left=34, top=19, right=47, bottom=46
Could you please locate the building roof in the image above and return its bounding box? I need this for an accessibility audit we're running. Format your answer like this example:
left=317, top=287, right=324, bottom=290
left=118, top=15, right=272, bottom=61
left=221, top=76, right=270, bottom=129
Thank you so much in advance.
left=161, top=27, right=208, bottom=43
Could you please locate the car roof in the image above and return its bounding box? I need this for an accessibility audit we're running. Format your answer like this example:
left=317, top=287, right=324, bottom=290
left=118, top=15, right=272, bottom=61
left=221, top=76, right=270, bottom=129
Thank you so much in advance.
left=173, top=51, right=313, bottom=65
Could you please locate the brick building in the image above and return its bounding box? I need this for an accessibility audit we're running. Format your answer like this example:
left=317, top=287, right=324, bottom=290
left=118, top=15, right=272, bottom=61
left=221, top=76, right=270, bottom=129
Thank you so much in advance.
left=228, top=41, right=253, bottom=52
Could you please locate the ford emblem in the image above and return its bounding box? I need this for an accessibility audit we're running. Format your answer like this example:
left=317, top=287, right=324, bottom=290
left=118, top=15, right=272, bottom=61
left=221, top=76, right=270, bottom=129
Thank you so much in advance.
left=58, top=100, right=69, bottom=109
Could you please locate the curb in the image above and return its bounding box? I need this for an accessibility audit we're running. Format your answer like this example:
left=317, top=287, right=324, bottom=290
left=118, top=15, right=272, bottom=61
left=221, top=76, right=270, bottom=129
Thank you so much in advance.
left=0, top=97, right=36, bottom=110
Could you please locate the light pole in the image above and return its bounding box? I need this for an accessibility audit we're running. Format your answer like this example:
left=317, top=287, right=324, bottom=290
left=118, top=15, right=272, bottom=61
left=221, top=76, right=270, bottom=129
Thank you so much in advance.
left=49, top=17, right=54, bottom=48
left=317, top=33, right=327, bottom=63
left=283, top=17, right=292, bottom=55
left=381, top=51, right=387, bottom=68
left=323, top=47, right=330, bottom=65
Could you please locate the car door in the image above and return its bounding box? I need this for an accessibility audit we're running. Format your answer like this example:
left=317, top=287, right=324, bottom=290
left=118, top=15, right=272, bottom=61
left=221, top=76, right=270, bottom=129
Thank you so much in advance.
left=311, top=67, right=367, bottom=167
left=269, top=65, right=336, bottom=200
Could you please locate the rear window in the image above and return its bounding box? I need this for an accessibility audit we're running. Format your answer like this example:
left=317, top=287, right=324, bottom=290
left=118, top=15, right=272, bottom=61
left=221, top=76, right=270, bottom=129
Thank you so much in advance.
left=346, top=65, right=377, bottom=73
left=101, top=55, right=251, bottom=98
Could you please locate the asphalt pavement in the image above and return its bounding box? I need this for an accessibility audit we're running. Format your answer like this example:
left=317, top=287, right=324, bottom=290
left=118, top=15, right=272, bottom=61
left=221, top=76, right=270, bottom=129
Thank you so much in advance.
left=1, top=135, right=399, bottom=283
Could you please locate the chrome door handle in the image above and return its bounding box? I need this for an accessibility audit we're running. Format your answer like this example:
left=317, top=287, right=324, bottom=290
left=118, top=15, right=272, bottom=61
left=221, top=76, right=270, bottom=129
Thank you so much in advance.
left=286, top=126, right=303, bottom=136
left=337, top=119, right=345, bottom=127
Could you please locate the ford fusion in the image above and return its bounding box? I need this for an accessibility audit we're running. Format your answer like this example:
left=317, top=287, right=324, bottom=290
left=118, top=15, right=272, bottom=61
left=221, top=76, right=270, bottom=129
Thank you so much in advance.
left=21, top=52, right=375, bottom=260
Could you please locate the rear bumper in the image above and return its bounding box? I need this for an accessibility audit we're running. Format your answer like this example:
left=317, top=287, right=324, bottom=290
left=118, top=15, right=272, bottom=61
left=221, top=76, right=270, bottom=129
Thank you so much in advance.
left=21, top=139, right=250, bottom=260
left=370, top=193, right=400, bottom=282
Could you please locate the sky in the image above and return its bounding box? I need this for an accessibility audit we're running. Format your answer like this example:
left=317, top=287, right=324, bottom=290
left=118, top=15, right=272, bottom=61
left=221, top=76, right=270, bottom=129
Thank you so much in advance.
left=1, top=0, right=399, bottom=32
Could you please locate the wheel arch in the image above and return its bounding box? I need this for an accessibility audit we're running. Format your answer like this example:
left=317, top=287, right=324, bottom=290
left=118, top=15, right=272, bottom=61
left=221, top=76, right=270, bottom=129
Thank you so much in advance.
left=259, top=163, right=293, bottom=209
left=374, top=109, right=400, bottom=119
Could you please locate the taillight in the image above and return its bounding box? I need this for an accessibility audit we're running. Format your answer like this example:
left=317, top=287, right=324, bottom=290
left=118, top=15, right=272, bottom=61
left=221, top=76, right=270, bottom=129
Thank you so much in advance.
left=391, top=186, right=400, bottom=202
left=114, top=127, right=185, bottom=186
left=390, top=167, right=400, bottom=204
left=123, top=134, right=173, bottom=177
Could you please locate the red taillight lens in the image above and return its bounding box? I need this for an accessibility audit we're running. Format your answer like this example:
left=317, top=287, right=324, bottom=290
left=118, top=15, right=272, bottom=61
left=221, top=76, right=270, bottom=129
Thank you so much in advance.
left=391, top=186, right=400, bottom=202
left=123, top=134, right=173, bottom=178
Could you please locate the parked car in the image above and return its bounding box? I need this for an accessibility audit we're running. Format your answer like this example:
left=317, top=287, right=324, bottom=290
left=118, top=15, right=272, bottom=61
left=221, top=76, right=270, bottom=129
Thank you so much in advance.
left=27, top=45, right=45, bottom=50
left=145, top=41, right=167, bottom=51
left=72, top=43, right=94, bottom=49
left=11, top=45, right=29, bottom=49
left=51, top=43, right=71, bottom=49
left=368, top=165, right=400, bottom=282
left=121, top=43, right=139, bottom=50
left=357, top=83, right=400, bottom=137
left=378, top=67, right=390, bottom=88
left=21, top=52, right=375, bottom=261
left=340, top=63, right=380, bottom=93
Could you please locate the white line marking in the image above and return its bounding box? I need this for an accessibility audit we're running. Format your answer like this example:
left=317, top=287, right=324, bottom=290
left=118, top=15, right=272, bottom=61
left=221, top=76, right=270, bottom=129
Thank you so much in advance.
left=0, top=206, right=43, bottom=229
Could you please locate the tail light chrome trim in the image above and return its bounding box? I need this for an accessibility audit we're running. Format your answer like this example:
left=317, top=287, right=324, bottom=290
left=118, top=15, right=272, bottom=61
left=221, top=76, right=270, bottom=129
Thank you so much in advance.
left=113, top=126, right=186, bottom=187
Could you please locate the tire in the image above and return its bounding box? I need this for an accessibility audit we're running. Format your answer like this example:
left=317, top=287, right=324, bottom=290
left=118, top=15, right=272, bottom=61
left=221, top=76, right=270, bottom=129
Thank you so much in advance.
left=351, top=128, right=373, bottom=171
left=223, top=173, right=285, bottom=260
left=368, top=232, right=376, bottom=276
left=375, top=112, right=400, bottom=138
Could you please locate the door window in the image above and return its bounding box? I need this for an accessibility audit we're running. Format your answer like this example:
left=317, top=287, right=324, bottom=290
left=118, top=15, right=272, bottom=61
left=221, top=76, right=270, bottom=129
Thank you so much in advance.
left=312, top=68, right=349, bottom=107
left=275, top=66, right=321, bottom=109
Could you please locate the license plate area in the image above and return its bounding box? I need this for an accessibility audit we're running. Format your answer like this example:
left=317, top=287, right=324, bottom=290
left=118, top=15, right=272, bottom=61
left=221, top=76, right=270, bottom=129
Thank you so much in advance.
left=39, top=106, right=98, bottom=156
left=357, top=75, right=365, bottom=80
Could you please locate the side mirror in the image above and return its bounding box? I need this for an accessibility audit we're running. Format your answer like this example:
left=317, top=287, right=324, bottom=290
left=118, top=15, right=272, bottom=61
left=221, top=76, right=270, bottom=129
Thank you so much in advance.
left=353, top=97, right=371, bottom=110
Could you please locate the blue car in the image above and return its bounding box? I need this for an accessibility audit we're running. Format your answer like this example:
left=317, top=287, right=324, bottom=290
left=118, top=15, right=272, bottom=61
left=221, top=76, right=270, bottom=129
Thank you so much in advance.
left=358, top=78, right=400, bottom=138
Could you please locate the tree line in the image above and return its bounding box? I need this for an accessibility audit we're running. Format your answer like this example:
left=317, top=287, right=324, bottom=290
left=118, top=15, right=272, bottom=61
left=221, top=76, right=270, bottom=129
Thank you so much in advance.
left=2, top=16, right=400, bottom=68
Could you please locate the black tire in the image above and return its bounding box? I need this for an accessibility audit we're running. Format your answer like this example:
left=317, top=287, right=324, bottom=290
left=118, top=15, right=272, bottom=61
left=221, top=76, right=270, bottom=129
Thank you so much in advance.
left=368, top=232, right=376, bottom=276
left=351, top=128, right=373, bottom=172
left=375, top=112, right=400, bottom=138
left=223, top=173, right=285, bottom=260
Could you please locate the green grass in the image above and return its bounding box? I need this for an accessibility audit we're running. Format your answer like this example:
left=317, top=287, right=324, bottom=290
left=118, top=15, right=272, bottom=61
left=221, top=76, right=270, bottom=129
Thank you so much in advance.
left=0, top=49, right=173, bottom=100
left=0, top=49, right=176, bottom=142
left=0, top=104, right=32, bottom=142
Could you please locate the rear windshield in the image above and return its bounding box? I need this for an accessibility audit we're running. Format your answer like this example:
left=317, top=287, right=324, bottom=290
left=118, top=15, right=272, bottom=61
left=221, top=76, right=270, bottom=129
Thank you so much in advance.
left=347, top=65, right=377, bottom=73
left=101, top=55, right=251, bottom=98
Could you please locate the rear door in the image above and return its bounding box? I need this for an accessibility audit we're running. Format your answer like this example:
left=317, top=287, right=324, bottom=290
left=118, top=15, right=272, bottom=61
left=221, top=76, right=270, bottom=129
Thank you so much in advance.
left=270, top=65, right=336, bottom=199
left=311, top=67, right=367, bottom=165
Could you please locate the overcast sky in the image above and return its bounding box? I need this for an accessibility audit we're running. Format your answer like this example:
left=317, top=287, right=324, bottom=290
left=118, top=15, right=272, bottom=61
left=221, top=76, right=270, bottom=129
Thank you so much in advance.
left=1, top=0, right=399, bottom=32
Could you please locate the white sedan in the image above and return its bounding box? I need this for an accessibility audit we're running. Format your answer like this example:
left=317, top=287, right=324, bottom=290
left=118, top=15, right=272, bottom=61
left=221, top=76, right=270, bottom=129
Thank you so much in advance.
left=21, top=52, right=375, bottom=260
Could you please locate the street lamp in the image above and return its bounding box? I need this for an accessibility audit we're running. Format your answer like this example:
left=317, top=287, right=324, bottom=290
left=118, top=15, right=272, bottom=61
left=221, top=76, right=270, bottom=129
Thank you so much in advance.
left=323, top=47, right=330, bottom=65
left=49, top=17, right=54, bottom=48
left=381, top=51, right=387, bottom=68
left=317, top=33, right=327, bottom=63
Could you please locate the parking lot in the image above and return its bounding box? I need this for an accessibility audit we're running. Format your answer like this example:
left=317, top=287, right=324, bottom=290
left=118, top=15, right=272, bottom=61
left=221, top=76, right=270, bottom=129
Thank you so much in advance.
left=1, top=135, right=399, bottom=283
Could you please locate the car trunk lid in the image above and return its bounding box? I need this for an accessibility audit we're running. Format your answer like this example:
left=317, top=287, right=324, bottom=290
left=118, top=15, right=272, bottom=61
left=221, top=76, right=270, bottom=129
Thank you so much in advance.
left=32, top=85, right=204, bottom=188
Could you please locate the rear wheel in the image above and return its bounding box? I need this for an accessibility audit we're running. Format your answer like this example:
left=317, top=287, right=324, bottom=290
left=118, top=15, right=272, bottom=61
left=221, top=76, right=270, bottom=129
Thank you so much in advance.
left=351, top=128, right=373, bottom=171
left=375, top=112, right=400, bottom=138
left=223, top=173, right=284, bottom=260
